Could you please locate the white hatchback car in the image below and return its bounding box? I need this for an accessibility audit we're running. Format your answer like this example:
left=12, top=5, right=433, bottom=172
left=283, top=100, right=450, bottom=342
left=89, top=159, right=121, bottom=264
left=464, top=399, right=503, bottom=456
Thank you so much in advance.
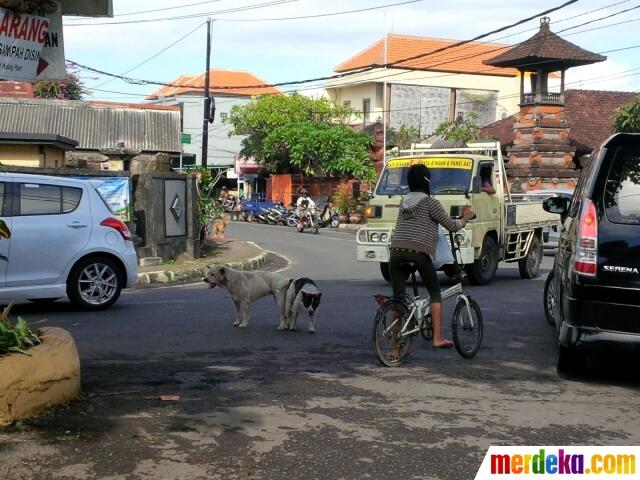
left=0, top=173, right=137, bottom=310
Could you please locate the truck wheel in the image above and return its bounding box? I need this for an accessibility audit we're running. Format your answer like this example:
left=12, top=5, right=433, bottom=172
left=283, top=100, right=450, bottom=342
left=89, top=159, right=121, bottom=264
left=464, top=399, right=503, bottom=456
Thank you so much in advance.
left=518, top=235, right=542, bottom=279
left=380, top=262, right=391, bottom=283
left=466, top=236, right=498, bottom=286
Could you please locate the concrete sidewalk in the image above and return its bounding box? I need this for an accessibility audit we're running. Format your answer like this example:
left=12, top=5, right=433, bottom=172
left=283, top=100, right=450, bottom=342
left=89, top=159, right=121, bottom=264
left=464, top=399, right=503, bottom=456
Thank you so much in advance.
left=136, top=238, right=267, bottom=287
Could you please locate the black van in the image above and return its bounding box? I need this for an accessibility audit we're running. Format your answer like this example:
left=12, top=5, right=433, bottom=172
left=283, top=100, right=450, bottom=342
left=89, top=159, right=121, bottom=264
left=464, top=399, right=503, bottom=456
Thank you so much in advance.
left=543, top=133, right=640, bottom=371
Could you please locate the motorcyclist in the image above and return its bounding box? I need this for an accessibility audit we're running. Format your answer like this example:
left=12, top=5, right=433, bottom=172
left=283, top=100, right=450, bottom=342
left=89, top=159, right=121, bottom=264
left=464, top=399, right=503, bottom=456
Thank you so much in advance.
left=296, top=188, right=316, bottom=229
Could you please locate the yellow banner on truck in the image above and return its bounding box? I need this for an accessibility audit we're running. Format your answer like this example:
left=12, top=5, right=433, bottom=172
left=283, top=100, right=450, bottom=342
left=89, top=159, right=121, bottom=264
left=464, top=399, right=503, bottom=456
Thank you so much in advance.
left=387, top=157, right=473, bottom=170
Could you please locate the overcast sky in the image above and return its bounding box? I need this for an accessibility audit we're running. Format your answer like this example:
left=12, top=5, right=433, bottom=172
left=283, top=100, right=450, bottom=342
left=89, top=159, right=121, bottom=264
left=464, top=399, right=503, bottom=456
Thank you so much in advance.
left=62, top=0, right=640, bottom=101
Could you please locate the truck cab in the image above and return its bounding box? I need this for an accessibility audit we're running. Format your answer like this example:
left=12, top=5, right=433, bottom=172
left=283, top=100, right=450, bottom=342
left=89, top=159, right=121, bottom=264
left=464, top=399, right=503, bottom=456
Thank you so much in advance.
left=357, top=142, right=559, bottom=285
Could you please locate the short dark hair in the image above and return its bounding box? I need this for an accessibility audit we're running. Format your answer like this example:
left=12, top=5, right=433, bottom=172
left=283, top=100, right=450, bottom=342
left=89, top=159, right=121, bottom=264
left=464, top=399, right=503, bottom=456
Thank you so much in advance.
left=407, top=164, right=431, bottom=195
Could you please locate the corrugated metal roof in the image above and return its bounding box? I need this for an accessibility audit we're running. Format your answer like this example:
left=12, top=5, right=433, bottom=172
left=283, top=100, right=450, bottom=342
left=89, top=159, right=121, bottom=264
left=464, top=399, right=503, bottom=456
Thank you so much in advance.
left=0, top=98, right=181, bottom=153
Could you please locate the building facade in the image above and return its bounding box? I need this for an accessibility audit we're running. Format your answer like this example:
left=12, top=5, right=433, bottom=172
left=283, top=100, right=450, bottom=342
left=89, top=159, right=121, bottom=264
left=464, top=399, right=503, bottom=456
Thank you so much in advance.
left=146, top=69, right=282, bottom=169
left=326, top=34, right=523, bottom=137
left=0, top=98, right=181, bottom=170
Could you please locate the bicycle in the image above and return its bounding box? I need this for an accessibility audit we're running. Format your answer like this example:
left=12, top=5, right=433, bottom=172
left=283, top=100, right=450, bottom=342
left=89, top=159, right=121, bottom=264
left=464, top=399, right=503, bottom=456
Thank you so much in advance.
left=372, top=231, right=484, bottom=367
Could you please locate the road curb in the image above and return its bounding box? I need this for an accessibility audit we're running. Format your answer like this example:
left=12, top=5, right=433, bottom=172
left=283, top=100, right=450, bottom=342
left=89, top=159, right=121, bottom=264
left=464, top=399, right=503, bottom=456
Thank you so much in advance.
left=135, top=251, right=268, bottom=288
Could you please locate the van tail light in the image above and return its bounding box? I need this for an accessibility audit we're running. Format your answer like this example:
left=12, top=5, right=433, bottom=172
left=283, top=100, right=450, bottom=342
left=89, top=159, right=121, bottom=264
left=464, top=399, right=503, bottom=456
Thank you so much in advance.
left=574, top=199, right=598, bottom=277
left=101, top=217, right=133, bottom=242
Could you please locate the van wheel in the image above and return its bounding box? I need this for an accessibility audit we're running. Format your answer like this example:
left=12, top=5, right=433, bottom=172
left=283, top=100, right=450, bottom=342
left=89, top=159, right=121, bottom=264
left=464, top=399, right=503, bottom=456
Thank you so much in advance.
left=557, top=346, right=585, bottom=373
left=519, top=235, right=542, bottom=279
left=466, top=236, right=498, bottom=285
left=67, top=256, right=123, bottom=311
left=380, top=262, right=391, bottom=283
left=543, top=270, right=557, bottom=325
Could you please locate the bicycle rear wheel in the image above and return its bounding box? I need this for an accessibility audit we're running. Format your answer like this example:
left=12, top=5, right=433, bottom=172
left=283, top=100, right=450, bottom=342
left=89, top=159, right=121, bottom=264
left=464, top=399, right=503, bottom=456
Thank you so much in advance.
left=452, top=296, right=483, bottom=359
left=372, top=301, right=413, bottom=367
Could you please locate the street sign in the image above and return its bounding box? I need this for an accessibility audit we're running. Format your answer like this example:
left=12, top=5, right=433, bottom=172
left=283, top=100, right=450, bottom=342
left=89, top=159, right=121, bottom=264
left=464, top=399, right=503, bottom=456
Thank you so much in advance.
left=37, top=4, right=66, bottom=81
left=0, top=8, right=50, bottom=82
left=180, top=133, right=192, bottom=145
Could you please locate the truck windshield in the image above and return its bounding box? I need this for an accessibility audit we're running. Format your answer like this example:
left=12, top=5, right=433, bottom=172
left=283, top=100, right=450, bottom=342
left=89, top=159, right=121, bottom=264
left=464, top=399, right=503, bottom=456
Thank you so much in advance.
left=376, top=157, right=473, bottom=196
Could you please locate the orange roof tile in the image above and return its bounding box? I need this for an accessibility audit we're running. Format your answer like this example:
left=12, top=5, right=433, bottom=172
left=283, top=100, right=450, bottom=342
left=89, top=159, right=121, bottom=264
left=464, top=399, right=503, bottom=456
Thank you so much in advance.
left=146, top=70, right=282, bottom=100
left=335, top=34, right=518, bottom=77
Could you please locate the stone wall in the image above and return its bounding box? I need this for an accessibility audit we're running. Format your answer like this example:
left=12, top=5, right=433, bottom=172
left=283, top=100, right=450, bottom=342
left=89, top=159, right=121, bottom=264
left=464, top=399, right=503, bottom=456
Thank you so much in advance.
left=132, top=172, right=200, bottom=261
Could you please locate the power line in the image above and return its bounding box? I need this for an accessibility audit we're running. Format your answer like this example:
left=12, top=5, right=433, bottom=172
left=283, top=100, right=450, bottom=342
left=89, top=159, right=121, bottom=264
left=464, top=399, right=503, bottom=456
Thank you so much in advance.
left=67, top=0, right=227, bottom=19
left=91, top=22, right=206, bottom=90
left=216, top=0, right=425, bottom=22
left=68, top=0, right=580, bottom=92
left=72, top=3, right=634, bottom=98
left=64, top=0, right=301, bottom=26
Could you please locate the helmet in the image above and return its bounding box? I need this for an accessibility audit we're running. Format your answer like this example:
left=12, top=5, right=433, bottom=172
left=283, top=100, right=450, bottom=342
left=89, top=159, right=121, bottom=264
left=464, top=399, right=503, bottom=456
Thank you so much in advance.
left=222, top=186, right=228, bottom=190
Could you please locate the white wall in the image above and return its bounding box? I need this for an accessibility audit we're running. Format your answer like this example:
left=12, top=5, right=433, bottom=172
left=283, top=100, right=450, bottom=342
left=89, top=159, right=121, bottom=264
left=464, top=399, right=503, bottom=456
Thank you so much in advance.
left=326, top=68, right=522, bottom=124
left=153, top=94, right=250, bottom=167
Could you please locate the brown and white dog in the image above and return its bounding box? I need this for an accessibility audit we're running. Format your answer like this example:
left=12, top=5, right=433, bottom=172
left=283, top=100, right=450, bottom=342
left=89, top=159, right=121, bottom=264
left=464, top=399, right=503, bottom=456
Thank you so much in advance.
left=203, top=265, right=291, bottom=329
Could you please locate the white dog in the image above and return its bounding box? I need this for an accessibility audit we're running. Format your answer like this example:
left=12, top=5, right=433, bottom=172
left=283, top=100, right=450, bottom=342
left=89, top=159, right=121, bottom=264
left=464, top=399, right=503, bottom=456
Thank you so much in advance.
left=203, top=265, right=291, bottom=329
left=283, top=278, right=322, bottom=334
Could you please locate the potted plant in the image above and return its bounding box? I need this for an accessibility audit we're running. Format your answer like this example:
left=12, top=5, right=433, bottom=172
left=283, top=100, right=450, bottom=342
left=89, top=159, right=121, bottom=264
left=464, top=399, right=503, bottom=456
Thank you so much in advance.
left=334, top=192, right=354, bottom=224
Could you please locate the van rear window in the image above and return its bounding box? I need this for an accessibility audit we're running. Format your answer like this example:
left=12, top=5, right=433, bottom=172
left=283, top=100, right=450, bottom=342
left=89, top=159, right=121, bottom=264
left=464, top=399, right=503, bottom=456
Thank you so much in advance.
left=604, top=147, right=640, bottom=225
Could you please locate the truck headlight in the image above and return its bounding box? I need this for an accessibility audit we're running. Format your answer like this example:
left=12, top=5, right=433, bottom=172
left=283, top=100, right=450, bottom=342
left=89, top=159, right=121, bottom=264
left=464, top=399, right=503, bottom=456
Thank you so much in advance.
left=370, top=232, right=379, bottom=242
left=454, top=230, right=468, bottom=246
left=380, top=232, right=389, bottom=243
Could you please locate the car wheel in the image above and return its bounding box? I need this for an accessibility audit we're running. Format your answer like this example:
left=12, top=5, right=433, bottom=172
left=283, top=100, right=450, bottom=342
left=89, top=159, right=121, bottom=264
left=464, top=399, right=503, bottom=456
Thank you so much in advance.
left=380, top=262, right=391, bottom=283
left=67, top=256, right=123, bottom=311
left=557, top=345, right=585, bottom=373
left=543, top=270, right=557, bottom=325
left=519, top=235, right=542, bottom=279
left=466, top=236, right=498, bottom=285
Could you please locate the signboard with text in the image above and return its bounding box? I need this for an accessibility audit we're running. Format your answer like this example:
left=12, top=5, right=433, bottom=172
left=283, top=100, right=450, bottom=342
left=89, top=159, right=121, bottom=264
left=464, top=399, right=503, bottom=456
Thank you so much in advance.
left=0, top=7, right=49, bottom=82
left=36, top=4, right=65, bottom=81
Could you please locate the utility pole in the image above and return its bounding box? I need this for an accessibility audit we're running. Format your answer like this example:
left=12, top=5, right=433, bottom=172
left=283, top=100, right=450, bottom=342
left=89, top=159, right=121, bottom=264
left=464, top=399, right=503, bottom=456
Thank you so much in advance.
left=201, top=18, right=213, bottom=169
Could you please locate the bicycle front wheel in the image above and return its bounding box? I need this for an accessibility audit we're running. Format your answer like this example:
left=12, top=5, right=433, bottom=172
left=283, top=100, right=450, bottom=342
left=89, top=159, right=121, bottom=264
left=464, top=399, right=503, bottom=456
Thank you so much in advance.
left=452, top=296, right=483, bottom=359
left=372, top=301, right=413, bottom=367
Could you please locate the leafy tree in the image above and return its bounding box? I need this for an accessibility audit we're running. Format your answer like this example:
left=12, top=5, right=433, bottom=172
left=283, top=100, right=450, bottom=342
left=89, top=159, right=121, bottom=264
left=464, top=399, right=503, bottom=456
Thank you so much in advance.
left=435, top=112, right=480, bottom=143
left=226, top=93, right=374, bottom=182
left=33, top=64, right=86, bottom=101
left=263, top=122, right=375, bottom=182
left=612, top=95, right=640, bottom=133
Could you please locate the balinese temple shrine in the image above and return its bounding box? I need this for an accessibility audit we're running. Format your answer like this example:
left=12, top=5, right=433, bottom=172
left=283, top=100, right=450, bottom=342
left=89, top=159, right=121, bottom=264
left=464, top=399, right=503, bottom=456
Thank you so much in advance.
left=484, top=17, right=606, bottom=192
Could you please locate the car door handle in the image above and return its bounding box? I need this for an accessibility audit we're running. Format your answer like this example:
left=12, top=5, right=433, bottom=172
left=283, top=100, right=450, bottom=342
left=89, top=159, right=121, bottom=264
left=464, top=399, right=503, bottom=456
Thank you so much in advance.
left=67, top=223, right=88, bottom=229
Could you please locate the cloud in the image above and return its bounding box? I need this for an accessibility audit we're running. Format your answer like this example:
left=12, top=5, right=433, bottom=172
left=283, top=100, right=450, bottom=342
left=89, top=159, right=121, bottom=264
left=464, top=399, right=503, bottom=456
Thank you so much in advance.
left=62, top=0, right=640, bottom=100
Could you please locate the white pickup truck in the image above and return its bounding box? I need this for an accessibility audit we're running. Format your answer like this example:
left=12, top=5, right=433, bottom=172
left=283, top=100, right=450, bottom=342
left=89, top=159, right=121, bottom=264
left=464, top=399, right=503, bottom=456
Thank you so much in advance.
left=356, top=142, right=560, bottom=285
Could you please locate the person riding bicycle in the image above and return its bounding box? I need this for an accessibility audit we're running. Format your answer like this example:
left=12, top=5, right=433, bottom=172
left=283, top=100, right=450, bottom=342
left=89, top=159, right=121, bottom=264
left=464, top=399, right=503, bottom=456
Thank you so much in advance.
left=389, top=163, right=475, bottom=352
left=296, top=188, right=316, bottom=228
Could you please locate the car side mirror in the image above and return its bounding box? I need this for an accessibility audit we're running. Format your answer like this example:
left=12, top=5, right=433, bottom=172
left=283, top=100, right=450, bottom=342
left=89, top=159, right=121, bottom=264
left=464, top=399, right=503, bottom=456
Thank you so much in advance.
left=471, top=176, right=482, bottom=194
left=543, top=196, right=570, bottom=216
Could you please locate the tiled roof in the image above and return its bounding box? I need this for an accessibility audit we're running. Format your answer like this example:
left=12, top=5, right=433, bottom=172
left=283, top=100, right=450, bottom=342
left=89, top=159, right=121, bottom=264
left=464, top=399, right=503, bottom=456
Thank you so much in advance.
left=146, top=69, right=282, bottom=100
left=479, top=89, right=638, bottom=153
left=334, top=34, right=518, bottom=77
left=485, top=18, right=606, bottom=70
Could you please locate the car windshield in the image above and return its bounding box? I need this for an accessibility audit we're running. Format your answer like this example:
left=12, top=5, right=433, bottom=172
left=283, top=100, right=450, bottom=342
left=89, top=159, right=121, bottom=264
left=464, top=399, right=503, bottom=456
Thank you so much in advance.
left=376, top=157, right=473, bottom=196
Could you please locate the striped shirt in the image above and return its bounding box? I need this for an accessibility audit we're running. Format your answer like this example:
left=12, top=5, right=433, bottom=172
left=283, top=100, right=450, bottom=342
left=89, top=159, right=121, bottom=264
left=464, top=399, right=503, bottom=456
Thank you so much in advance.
left=390, top=193, right=466, bottom=256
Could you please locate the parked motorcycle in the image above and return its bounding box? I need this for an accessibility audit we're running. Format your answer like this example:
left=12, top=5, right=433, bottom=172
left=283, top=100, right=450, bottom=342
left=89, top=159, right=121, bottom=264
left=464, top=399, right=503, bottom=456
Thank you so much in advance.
left=317, top=201, right=340, bottom=228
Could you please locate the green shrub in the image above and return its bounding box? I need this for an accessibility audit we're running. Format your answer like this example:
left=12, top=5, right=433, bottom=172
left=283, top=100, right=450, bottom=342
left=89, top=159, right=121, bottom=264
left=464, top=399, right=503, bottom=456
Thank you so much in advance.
left=0, top=302, right=41, bottom=356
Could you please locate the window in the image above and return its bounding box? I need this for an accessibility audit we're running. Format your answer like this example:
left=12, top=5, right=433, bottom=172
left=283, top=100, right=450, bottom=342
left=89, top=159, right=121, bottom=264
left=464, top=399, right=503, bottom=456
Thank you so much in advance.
left=604, top=147, right=640, bottom=225
left=343, top=100, right=351, bottom=108
left=220, top=112, right=228, bottom=122
left=18, top=184, right=82, bottom=216
left=362, top=98, right=371, bottom=123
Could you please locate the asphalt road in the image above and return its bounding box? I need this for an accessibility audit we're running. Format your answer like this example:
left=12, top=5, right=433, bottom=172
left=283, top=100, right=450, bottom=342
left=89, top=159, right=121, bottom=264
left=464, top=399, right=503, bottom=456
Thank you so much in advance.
left=2, top=222, right=640, bottom=480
